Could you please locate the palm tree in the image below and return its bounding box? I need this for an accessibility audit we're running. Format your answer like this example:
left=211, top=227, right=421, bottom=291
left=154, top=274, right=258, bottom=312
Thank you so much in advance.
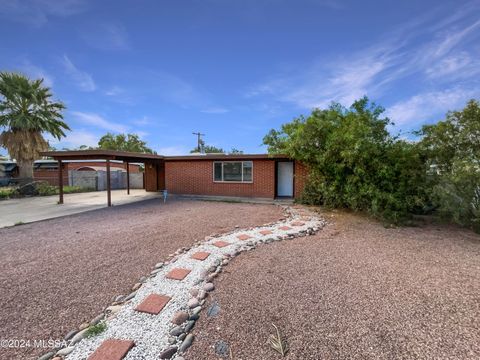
left=0, top=72, right=69, bottom=183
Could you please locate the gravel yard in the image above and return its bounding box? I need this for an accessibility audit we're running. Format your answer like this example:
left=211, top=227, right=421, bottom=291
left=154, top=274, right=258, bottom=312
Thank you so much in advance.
left=188, top=210, right=480, bottom=360
left=0, top=198, right=283, bottom=360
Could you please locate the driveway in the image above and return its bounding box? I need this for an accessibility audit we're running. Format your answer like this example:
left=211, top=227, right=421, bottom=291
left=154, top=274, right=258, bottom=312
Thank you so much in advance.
left=0, top=198, right=284, bottom=360
left=0, top=189, right=161, bottom=228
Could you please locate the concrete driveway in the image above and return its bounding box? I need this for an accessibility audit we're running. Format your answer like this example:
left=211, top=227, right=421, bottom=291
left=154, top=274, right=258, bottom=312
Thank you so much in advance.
left=0, top=189, right=161, bottom=228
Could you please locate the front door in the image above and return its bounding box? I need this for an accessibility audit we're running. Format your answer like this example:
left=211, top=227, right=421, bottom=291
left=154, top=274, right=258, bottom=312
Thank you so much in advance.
left=277, top=161, right=294, bottom=197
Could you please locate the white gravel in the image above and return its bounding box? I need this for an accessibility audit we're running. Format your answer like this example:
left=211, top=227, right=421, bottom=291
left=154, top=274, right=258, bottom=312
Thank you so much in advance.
left=65, top=205, right=325, bottom=360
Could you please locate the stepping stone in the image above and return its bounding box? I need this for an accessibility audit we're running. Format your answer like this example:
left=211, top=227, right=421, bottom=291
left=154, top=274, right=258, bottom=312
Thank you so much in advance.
left=88, top=339, right=134, bottom=360
left=279, top=226, right=292, bottom=231
left=236, top=234, right=252, bottom=241
left=259, top=230, right=273, bottom=235
left=166, top=268, right=191, bottom=281
left=191, top=251, right=210, bottom=261
left=291, top=221, right=305, bottom=226
left=213, top=241, right=230, bottom=248
left=135, top=294, right=171, bottom=315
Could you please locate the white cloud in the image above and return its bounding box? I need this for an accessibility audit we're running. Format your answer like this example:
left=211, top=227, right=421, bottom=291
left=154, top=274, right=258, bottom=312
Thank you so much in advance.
left=131, top=116, right=151, bottom=126
left=105, top=86, right=124, bottom=96
left=385, top=87, right=477, bottom=126
left=61, top=55, right=96, bottom=92
left=247, top=3, right=480, bottom=113
left=425, top=52, right=480, bottom=80
left=200, top=107, right=230, bottom=114
left=0, top=0, right=87, bottom=27
left=71, top=111, right=128, bottom=133
left=81, top=23, right=130, bottom=51
left=20, top=61, right=54, bottom=87
left=156, top=146, right=190, bottom=156
left=135, top=130, right=149, bottom=138
left=46, top=129, right=98, bottom=149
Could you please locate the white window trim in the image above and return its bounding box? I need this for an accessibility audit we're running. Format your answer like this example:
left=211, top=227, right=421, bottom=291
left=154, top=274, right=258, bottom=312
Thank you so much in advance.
left=213, top=161, right=253, bottom=183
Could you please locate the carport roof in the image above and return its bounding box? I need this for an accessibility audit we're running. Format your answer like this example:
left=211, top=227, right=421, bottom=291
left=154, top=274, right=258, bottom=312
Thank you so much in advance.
left=40, top=150, right=164, bottom=162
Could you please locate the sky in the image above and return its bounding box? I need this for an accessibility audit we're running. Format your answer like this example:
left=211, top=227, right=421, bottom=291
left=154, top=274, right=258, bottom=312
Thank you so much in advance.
left=0, top=0, right=479, bottom=155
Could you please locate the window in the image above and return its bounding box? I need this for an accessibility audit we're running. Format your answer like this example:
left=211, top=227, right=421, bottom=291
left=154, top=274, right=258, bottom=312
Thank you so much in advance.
left=213, top=161, right=253, bottom=182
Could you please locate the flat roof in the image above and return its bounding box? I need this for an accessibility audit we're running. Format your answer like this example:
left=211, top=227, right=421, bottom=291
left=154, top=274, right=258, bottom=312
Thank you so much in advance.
left=40, top=150, right=164, bottom=162
left=164, top=154, right=288, bottom=161
left=40, top=150, right=289, bottom=162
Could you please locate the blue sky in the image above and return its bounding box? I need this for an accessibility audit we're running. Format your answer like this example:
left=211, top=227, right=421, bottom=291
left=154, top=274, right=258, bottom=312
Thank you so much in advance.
left=0, top=0, right=479, bottom=155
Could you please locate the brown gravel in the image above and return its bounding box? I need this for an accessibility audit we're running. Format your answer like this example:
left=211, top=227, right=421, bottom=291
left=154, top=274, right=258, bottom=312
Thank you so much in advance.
left=188, top=210, right=480, bottom=360
left=0, top=198, right=283, bottom=360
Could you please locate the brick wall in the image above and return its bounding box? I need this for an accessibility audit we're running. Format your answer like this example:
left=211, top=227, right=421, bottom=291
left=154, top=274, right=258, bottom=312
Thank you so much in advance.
left=294, top=162, right=308, bottom=199
left=33, top=168, right=68, bottom=186
left=165, top=160, right=276, bottom=199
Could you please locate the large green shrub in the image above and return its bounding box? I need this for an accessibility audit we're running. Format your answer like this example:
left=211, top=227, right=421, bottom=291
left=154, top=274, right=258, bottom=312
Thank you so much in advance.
left=419, top=100, right=480, bottom=232
left=264, top=97, right=429, bottom=223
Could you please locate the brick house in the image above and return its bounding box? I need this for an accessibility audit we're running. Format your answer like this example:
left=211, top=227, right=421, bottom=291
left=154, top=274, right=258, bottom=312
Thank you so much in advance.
left=41, top=151, right=309, bottom=203
left=146, top=154, right=308, bottom=199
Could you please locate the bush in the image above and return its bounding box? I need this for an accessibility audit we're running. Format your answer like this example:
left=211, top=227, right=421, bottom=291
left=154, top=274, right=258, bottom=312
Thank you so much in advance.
left=431, top=166, right=480, bottom=232
left=36, top=182, right=92, bottom=196
left=0, top=187, right=16, bottom=199
left=419, top=99, right=480, bottom=232
left=264, top=97, right=429, bottom=224
left=36, top=182, right=57, bottom=196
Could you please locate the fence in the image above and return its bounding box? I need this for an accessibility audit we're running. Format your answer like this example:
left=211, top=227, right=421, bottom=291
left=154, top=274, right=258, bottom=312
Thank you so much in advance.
left=0, top=170, right=144, bottom=190
left=68, top=170, right=144, bottom=190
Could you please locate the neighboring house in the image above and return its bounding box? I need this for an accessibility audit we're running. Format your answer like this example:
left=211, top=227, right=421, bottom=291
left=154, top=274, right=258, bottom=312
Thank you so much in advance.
left=0, top=160, right=143, bottom=189
left=0, top=162, right=18, bottom=186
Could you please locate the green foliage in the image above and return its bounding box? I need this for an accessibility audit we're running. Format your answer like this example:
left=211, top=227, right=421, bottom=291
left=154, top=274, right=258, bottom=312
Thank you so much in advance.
left=36, top=182, right=92, bottom=196
left=190, top=143, right=225, bottom=153
left=86, top=322, right=107, bottom=338
left=264, top=97, right=429, bottom=223
left=419, top=99, right=480, bottom=231
left=419, top=99, right=480, bottom=172
left=0, top=187, right=15, bottom=199
left=0, top=72, right=68, bottom=138
left=36, top=182, right=57, bottom=196
left=97, top=133, right=154, bottom=153
left=190, top=144, right=244, bottom=154
left=0, top=72, right=68, bottom=180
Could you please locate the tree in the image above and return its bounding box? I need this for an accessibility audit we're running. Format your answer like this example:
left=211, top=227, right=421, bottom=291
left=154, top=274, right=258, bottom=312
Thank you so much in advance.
left=0, top=72, right=68, bottom=182
left=190, top=144, right=225, bottom=153
left=419, top=99, right=480, bottom=172
left=97, top=133, right=154, bottom=153
left=229, top=148, right=244, bottom=154
left=419, top=99, right=480, bottom=231
left=264, top=97, right=428, bottom=223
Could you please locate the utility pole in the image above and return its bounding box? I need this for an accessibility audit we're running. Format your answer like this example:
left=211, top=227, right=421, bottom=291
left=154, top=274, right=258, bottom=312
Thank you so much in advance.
left=192, top=132, right=205, bottom=153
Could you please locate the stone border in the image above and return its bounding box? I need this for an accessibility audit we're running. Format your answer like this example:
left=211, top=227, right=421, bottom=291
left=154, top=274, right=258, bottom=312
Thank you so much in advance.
left=38, top=205, right=325, bottom=360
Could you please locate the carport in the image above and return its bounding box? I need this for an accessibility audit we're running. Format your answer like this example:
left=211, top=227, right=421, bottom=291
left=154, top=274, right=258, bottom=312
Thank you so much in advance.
left=40, top=150, right=165, bottom=206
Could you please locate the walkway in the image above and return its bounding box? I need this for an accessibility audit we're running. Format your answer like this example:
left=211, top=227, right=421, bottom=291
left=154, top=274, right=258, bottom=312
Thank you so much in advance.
left=48, top=206, right=324, bottom=360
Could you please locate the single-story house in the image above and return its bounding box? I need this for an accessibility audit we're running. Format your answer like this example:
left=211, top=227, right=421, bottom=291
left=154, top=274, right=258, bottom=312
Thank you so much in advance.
left=40, top=150, right=309, bottom=205
left=159, top=154, right=307, bottom=199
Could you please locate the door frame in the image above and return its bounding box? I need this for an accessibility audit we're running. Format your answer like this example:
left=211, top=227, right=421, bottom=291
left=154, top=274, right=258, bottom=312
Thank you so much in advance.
left=274, top=160, right=295, bottom=198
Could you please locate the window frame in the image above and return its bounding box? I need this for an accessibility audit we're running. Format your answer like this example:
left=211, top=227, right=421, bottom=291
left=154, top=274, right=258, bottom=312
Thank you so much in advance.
left=213, top=161, right=253, bottom=183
